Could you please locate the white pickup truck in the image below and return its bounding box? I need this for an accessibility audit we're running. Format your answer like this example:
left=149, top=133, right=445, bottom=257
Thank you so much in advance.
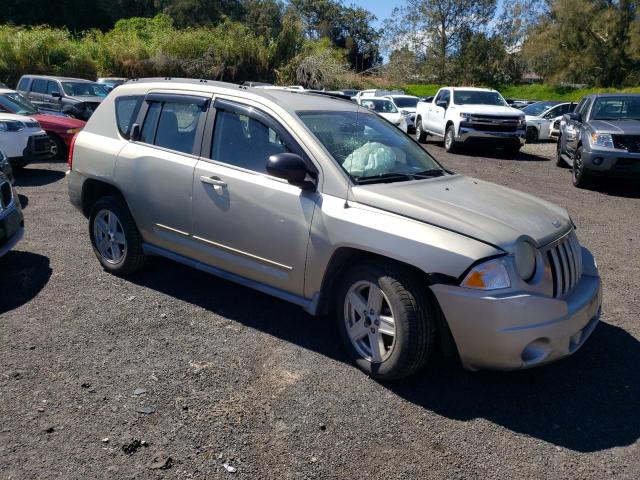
left=414, top=87, right=526, bottom=155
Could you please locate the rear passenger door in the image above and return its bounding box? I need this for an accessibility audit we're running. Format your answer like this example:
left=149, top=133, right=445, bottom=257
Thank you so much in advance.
left=190, top=98, right=319, bottom=297
left=114, top=92, right=209, bottom=257
left=27, top=78, right=47, bottom=108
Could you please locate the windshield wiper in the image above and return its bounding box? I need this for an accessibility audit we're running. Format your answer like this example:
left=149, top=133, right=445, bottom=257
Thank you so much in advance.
left=355, top=169, right=445, bottom=184
left=412, top=169, right=445, bottom=178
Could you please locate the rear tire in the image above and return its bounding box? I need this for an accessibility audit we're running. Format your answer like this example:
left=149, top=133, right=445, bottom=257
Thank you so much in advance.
left=89, top=195, right=146, bottom=275
left=415, top=118, right=427, bottom=143
left=556, top=135, right=568, bottom=167
left=444, top=125, right=458, bottom=153
left=335, top=261, right=435, bottom=380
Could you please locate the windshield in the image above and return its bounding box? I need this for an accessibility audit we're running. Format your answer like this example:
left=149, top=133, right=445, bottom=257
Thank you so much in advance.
left=0, top=92, right=38, bottom=115
left=62, top=82, right=109, bottom=97
left=297, top=110, right=444, bottom=183
left=453, top=90, right=507, bottom=106
left=100, top=79, right=125, bottom=86
left=522, top=102, right=557, bottom=116
left=591, top=96, right=640, bottom=120
left=360, top=99, right=398, bottom=113
left=392, top=97, right=419, bottom=109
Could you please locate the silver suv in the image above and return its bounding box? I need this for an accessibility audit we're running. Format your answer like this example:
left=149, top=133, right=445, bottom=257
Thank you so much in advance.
left=67, top=78, right=602, bottom=380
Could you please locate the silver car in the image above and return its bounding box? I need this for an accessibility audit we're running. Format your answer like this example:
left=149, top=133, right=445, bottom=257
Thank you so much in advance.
left=67, top=79, right=602, bottom=380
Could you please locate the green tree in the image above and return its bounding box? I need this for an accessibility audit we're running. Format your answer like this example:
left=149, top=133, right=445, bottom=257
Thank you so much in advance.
left=384, top=0, right=496, bottom=82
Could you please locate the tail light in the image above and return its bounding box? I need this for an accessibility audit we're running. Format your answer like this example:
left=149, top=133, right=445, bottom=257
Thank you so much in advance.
left=68, top=133, right=79, bottom=169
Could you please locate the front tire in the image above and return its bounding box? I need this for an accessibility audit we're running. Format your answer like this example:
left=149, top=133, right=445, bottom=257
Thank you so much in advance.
left=444, top=124, right=458, bottom=153
left=336, top=261, right=435, bottom=380
left=526, top=126, right=539, bottom=143
left=556, top=135, right=567, bottom=167
left=572, top=146, right=592, bottom=188
left=415, top=118, right=427, bottom=143
left=89, top=195, right=146, bottom=275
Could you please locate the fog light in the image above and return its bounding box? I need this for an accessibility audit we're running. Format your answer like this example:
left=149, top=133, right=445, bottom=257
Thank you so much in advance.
left=521, top=338, right=550, bottom=365
left=593, top=157, right=604, bottom=166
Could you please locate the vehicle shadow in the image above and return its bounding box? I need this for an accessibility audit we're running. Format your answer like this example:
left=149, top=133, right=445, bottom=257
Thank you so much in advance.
left=423, top=141, right=549, bottom=162
left=18, top=194, right=28, bottom=210
left=14, top=168, right=65, bottom=187
left=128, top=257, right=639, bottom=453
left=0, top=251, right=52, bottom=315
left=590, top=178, right=640, bottom=199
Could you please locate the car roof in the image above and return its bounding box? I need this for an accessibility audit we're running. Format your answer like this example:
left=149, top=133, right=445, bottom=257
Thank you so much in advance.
left=385, top=95, right=418, bottom=99
left=21, top=75, right=95, bottom=83
left=590, top=93, right=640, bottom=98
left=117, top=78, right=361, bottom=113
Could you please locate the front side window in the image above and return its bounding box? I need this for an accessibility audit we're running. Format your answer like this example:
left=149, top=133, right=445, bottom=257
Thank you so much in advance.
left=46, top=81, right=60, bottom=95
left=298, top=110, right=444, bottom=183
left=435, top=90, right=450, bottom=105
left=578, top=98, right=593, bottom=120
left=139, top=100, right=201, bottom=154
left=590, top=96, right=640, bottom=121
left=453, top=90, right=506, bottom=106
left=211, top=109, right=290, bottom=173
left=61, top=82, right=109, bottom=98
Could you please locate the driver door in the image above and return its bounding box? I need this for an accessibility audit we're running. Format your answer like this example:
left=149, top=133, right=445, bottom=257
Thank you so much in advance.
left=190, top=98, right=319, bottom=296
left=427, top=89, right=449, bottom=136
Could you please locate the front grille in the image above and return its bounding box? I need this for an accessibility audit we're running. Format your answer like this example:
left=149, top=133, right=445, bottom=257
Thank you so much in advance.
left=33, top=135, right=51, bottom=153
left=546, top=231, right=583, bottom=298
left=0, top=181, right=12, bottom=209
left=612, top=135, right=640, bottom=152
left=24, top=121, right=40, bottom=129
left=471, top=124, right=517, bottom=132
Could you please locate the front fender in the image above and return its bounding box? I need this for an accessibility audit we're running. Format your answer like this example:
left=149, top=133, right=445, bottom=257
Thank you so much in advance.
left=304, top=194, right=502, bottom=299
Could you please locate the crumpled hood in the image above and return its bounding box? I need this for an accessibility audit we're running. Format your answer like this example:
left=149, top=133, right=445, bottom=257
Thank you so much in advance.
left=351, top=174, right=572, bottom=251
left=589, top=119, right=640, bottom=135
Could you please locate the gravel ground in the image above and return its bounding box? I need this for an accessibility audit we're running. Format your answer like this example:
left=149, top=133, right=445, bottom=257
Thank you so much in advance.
left=1, top=140, right=639, bottom=479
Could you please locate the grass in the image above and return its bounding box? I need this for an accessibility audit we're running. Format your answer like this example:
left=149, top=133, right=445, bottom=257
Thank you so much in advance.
left=403, top=83, right=640, bottom=101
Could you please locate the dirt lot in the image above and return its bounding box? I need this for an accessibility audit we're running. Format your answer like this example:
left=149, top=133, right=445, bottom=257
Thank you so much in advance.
left=1, top=141, right=639, bottom=479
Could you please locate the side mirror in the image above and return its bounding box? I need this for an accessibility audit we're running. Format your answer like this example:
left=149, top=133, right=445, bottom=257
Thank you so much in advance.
left=436, top=100, right=448, bottom=108
left=266, top=152, right=316, bottom=190
left=51, top=91, right=62, bottom=98
left=569, top=112, right=582, bottom=123
left=130, top=123, right=141, bottom=141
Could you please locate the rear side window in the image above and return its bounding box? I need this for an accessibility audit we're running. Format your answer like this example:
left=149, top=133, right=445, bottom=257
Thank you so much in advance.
left=17, top=77, right=30, bottom=91
left=115, top=96, right=143, bottom=138
left=32, top=79, right=47, bottom=93
left=139, top=99, right=203, bottom=154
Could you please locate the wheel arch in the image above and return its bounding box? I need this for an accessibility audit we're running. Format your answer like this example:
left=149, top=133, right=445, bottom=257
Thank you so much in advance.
left=81, top=178, right=126, bottom=217
left=316, top=246, right=459, bottom=356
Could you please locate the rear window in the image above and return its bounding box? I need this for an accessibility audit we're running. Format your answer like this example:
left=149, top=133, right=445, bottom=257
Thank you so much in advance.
left=115, top=96, right=143, bottom=138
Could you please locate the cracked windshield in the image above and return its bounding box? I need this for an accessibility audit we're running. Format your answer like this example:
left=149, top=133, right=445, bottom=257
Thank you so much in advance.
left=298, top=109, right=444, bottom=184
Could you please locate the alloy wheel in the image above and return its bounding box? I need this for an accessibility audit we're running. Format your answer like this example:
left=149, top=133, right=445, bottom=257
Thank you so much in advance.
left=93, top=209, right=127, bottom=264
left=343, top=280, right=396, bottom=363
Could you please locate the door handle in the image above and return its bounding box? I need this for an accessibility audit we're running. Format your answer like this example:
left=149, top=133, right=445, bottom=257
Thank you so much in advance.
left=200, top=175, right=227, bottom=188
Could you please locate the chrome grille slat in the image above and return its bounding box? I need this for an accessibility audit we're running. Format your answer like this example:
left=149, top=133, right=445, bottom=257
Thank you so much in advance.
left=545, top=231, right=582, bottom=298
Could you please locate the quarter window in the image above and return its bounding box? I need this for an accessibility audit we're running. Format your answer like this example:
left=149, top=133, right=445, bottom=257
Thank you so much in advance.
left=115, top=96, right=143, bottom=138
left=210, top=108, right=290, bottom=173
left=17, top=77, right=30, bottom=91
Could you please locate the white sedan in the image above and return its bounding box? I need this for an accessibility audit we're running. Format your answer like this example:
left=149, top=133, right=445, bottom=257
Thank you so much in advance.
left=523, top=101, right=576, bottom=142
left=358, top=98, right=409, bottom=133
left=0, top=112, right=52, bottom=168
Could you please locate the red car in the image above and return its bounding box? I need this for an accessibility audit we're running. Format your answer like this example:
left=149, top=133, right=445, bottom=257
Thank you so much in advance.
left=0, top=88, right=85, bottom=160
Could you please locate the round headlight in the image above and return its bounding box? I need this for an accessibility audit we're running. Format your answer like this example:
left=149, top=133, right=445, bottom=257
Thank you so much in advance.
left=514, top=241, right=537, bottom=281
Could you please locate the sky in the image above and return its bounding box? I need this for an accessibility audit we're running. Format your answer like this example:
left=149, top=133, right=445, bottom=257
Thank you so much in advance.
left=347, top=0, right=402, bottom=28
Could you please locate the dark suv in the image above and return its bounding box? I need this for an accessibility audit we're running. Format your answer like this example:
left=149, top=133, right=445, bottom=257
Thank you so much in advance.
left=557, top=93, right=640, bottom=188
left=16, top=75, right=109, bottom=120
